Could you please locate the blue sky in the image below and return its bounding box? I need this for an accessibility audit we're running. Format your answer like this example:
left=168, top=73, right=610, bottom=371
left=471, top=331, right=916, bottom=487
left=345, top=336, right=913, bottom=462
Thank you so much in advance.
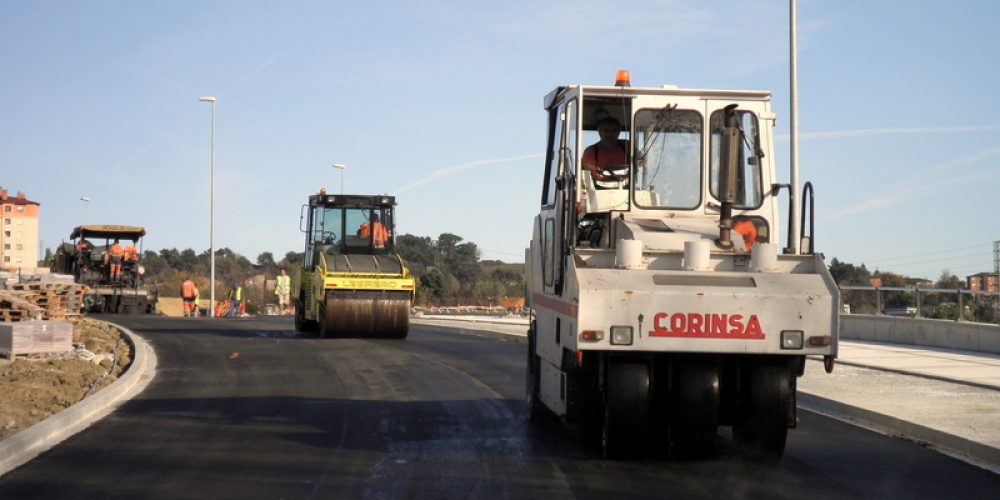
left=2, top=1, right=998, bottom=281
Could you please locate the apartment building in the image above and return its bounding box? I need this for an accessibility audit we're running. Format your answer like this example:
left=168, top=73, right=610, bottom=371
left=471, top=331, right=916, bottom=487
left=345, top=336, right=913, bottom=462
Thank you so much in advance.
left=0, top=187, right=40, bottom=271
left=966, top=272, right=999, bottom=293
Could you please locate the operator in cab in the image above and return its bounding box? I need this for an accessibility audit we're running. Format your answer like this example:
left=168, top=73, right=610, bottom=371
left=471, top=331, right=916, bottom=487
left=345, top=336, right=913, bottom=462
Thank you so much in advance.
left=358, top=212, right=388, bottom=249
left=582, top=116, right=630, bottom=189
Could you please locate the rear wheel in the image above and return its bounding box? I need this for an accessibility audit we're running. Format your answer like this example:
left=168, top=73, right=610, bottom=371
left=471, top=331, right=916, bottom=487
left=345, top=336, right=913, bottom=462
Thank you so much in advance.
left=602, top=362, right=650, bottom=459
left=669, top=361, right=720, bottom=458
left=294, top=296, right=318, bottom=333
left=734, top=364, right=791, bottom=462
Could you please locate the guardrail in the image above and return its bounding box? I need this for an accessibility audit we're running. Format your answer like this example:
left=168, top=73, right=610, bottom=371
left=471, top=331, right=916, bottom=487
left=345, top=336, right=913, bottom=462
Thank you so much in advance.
left=839, top=285, right=999, bottom=324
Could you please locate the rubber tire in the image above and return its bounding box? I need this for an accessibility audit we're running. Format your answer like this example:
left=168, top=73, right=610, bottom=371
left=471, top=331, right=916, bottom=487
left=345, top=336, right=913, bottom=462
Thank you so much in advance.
left=525, top=322, right=555, bottom=422
left=734, top=364, right=790, bottom=462
left=294, top=299, right=318, bottom=333
left=669, top=362, right=720, bottom=458
left=602, top=362, right=650, bottom=460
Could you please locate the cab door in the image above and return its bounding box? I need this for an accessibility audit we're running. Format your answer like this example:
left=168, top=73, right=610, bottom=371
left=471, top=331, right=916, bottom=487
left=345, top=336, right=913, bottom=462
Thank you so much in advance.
left=704, top=99, right=778, bottom=245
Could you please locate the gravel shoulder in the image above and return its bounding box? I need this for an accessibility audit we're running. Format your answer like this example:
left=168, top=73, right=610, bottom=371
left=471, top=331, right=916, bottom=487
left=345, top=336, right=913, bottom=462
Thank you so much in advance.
left=0, top=318, right=132, bottom=439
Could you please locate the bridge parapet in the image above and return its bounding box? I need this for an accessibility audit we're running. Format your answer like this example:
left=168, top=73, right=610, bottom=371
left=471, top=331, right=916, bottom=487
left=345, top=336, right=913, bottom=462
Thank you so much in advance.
left=842, top=314, right=1000, bottom=354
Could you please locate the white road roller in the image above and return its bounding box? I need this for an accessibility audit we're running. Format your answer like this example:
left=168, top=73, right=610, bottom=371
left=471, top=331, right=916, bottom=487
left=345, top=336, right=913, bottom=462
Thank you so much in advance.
left=525, top=71, right=838, bottom=460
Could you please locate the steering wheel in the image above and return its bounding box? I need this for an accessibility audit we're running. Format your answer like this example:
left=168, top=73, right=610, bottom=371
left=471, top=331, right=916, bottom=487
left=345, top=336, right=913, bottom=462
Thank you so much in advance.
left=321, top=231, right=338, bottom=244
left=596, top=164, right=630, bottom=186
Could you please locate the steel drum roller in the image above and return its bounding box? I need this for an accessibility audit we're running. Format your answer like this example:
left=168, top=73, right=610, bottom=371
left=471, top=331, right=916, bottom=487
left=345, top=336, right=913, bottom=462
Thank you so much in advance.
left=320, top=290, right=410, bottom=338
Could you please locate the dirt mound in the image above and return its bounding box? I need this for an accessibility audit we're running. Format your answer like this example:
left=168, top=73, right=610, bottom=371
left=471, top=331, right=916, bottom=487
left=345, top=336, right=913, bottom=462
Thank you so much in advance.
left=0, top=318, right=132, bottom=439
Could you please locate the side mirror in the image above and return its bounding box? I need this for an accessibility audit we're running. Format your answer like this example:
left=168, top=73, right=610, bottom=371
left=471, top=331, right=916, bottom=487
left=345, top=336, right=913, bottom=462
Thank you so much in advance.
left=299, top=205, right=308, bottom=233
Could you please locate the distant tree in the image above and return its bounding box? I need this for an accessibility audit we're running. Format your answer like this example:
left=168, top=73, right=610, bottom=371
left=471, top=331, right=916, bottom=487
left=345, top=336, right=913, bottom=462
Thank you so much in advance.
left=874, top=270, right=909, bottom=309
left=140, top=250, right=169, bottom=280
left=935, top=271, right=963, bottom=290
left=829, top=258, right=872, bottom=285
left=256, top=252, right=278, bottom=277
left=257, top=252, right=276, bottom=268
left=419, top=268, right=457, bottom=304
left=159, top=248, right=181, bottom=269
left=280, top=251, right=304, bottom=269
left=397, top=234, right=436, bottom=274
left=830, top=258, right=871, bottom=313
left=449, top=241, right=482, bottom=285
left=178, top=249, right=199, bottom=273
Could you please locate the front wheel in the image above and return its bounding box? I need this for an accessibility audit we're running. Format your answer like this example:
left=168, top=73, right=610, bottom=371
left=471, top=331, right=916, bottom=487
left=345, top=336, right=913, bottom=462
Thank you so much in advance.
left=526, top=322, right=555, bottom=422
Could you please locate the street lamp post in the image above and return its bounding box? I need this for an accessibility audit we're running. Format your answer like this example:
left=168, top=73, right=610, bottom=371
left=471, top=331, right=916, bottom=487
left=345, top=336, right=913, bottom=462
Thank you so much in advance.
left=199, top=96, right=217, bottom=317
left=332, top=163, right=346, bottom=194
left=79, top=197, right=90, bottom=225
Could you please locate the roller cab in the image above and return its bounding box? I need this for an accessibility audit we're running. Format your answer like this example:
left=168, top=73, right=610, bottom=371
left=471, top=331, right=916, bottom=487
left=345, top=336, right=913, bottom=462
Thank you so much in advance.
left=293, top=192, right=415, bottom=338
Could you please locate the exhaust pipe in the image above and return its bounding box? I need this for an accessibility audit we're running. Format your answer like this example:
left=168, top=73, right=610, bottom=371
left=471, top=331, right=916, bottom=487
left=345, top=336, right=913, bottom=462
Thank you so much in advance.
left=716, top=104, right=740, bottom=250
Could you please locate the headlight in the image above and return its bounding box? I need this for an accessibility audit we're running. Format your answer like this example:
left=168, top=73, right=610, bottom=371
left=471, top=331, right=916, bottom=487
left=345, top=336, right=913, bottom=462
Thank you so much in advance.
left=137, top=265, right=145, bottom=276
left=780, top=330, right=804, bottom=350
left=610, top=326, right=633, bottom=346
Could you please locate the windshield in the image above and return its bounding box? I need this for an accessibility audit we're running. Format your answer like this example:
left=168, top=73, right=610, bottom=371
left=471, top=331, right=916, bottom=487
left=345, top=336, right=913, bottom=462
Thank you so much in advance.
left=633, top=108, right=702, bottom=209
left=310, top=206, right=392, bottom=252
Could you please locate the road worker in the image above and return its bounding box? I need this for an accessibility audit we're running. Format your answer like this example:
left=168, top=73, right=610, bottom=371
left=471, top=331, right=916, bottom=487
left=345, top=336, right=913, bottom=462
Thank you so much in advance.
left=358, top=212, right=389, bottom=249
left=274, top=268, right=292, bottom=315
left=181, top=278, right=199, bottom=317
left=733, top=220, right=758, bottom=253
left=227, top=284, right=243, bottom=317
left=123, top=244, right=139, bottom=262
left=108, top=238, right=125, bottom=281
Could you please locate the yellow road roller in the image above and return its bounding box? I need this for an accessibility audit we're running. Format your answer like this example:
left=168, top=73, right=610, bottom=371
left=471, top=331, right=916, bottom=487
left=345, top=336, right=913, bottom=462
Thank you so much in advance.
left=292, top=191, right=415, bottom=338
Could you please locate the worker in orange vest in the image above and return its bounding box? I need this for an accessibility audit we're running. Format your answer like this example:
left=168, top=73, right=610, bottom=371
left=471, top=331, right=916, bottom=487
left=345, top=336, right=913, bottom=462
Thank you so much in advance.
left=358, top=213, right=389, bottom=249
left=733, top=220, right=758, bottom=253
left=180, top=279, right=199, bottom=317
left=108, top=239, right=125, bottom=281
left=123, top=244, right=139, bottom=262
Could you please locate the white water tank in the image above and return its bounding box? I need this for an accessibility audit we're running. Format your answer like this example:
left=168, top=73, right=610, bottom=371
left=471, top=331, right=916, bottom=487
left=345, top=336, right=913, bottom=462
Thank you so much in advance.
left=616, top=239, right=644, bottom=269
left=683, top=240, right=711, bottom=271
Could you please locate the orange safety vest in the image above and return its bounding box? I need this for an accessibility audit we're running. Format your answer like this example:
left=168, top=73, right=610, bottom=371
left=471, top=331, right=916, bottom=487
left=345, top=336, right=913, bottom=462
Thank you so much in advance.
left=359, top=222, right=388, bottom=248
left=733, top=220, right=758, bottom=252
left=109, top=243, right=124, bottom=258
left=123, top=246, right=139, bottom=261
left=181, top=280, right=198, bottom=299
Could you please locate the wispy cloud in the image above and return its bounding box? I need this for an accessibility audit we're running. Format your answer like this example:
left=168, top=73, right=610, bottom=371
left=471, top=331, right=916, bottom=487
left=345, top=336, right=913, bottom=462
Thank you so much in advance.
left=221, top=54, right=281, bottom=98
left=823, top=146, right=1000, bottom=221
left=776, top=125, right=1000, bottom=142
left=396, top=153, right=543, bottom=193
left=112, top=135, right=165, bottom=170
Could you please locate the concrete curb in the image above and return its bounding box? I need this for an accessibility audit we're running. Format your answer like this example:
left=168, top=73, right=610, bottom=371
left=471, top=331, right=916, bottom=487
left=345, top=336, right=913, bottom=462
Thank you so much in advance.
left=0, top=322, right=157, bottom=477
left=799, top=393, right=1000, bottom=473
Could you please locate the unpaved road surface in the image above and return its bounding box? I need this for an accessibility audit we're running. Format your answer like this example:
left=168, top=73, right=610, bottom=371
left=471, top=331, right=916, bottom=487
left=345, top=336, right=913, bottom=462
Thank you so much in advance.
left=0, top=318, right=131, bottom=439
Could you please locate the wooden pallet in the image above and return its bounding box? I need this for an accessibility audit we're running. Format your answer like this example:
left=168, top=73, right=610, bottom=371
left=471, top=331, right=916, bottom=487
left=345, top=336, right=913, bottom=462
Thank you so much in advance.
left=0, top=283, right=88, bottom=322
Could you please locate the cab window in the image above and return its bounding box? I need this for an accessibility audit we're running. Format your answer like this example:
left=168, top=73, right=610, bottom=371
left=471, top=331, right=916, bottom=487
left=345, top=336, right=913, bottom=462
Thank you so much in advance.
left=633, top=108, right=702, bottom=209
